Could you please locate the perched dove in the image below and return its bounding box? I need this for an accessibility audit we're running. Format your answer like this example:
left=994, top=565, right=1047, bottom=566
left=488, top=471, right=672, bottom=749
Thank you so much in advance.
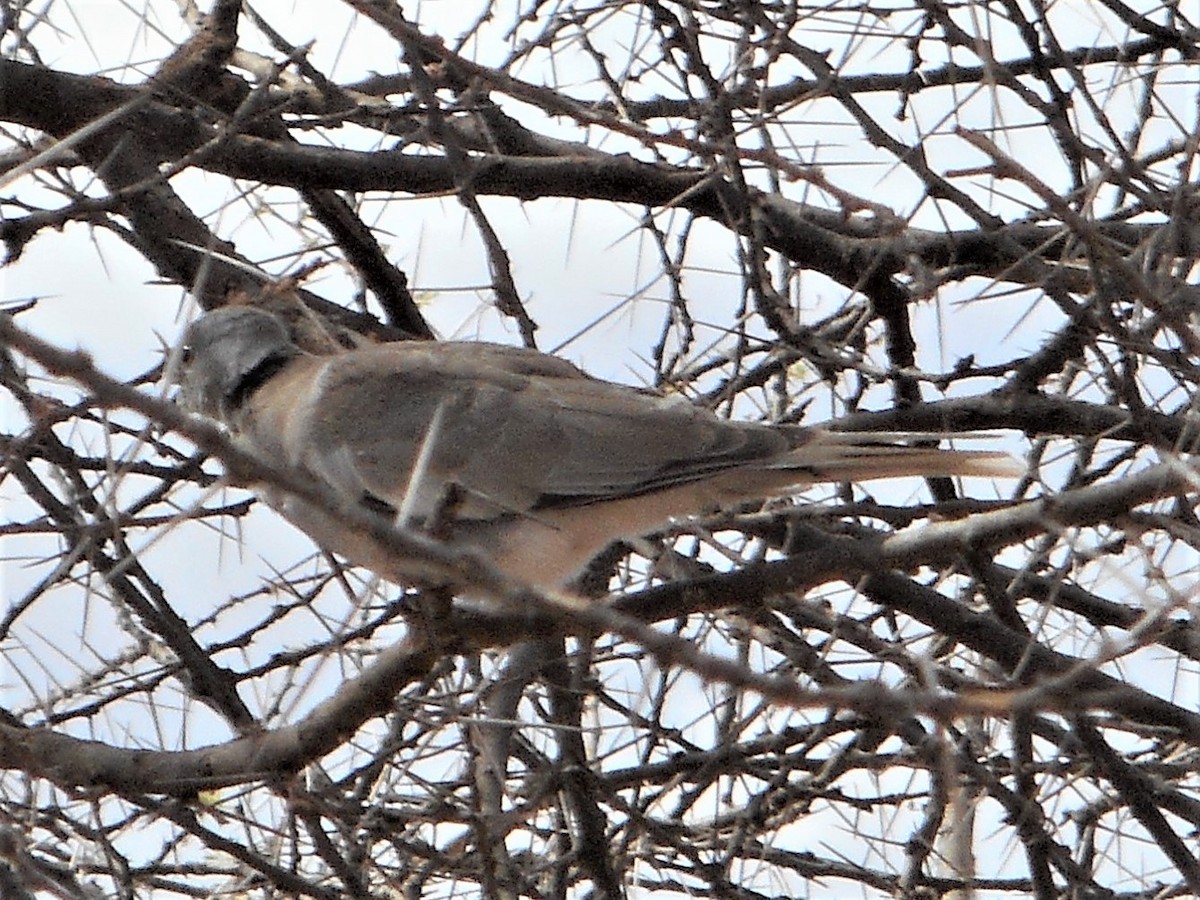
left=179, top=306, right=1015, bottom=590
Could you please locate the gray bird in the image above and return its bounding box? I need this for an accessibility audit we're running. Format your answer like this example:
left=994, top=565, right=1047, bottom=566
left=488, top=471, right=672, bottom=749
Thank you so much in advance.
left=179, top=306, right=1016, bottom=591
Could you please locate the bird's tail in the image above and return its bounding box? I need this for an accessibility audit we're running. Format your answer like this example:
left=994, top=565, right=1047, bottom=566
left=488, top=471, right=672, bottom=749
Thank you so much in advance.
left=783, top=429, right=1022, bottom=482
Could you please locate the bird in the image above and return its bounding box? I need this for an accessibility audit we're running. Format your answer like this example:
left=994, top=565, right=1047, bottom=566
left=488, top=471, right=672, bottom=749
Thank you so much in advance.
left=178, top=305, right=1017, bottom=592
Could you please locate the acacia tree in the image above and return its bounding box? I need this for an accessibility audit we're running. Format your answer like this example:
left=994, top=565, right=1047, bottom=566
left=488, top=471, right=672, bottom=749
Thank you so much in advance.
left=1, top=1, right=1198, bottom=897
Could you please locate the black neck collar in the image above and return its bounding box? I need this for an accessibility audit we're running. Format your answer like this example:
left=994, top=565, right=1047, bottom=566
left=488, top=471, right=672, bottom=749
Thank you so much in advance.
left=227, top=352, right=292, bottom=411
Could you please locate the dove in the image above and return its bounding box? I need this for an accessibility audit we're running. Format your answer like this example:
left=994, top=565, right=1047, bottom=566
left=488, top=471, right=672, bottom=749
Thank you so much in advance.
left=179, top=306, right=1016, bottom=590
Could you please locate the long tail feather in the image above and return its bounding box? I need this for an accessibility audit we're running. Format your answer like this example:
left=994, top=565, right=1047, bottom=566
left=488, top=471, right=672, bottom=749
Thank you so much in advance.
left=784, top=429, right=1022, bottom=481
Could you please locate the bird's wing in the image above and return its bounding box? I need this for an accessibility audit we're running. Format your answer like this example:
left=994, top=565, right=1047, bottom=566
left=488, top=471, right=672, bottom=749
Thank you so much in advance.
left=288, top=341, right=791, bottom=523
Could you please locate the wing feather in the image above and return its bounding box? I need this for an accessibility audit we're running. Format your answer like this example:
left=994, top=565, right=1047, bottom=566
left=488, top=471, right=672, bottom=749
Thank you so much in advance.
left=300, top=341, right=788, bottom=520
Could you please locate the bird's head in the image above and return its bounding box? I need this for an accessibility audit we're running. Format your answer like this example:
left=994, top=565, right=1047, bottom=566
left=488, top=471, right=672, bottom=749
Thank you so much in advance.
left=178, top=306, right=298, bottom=421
